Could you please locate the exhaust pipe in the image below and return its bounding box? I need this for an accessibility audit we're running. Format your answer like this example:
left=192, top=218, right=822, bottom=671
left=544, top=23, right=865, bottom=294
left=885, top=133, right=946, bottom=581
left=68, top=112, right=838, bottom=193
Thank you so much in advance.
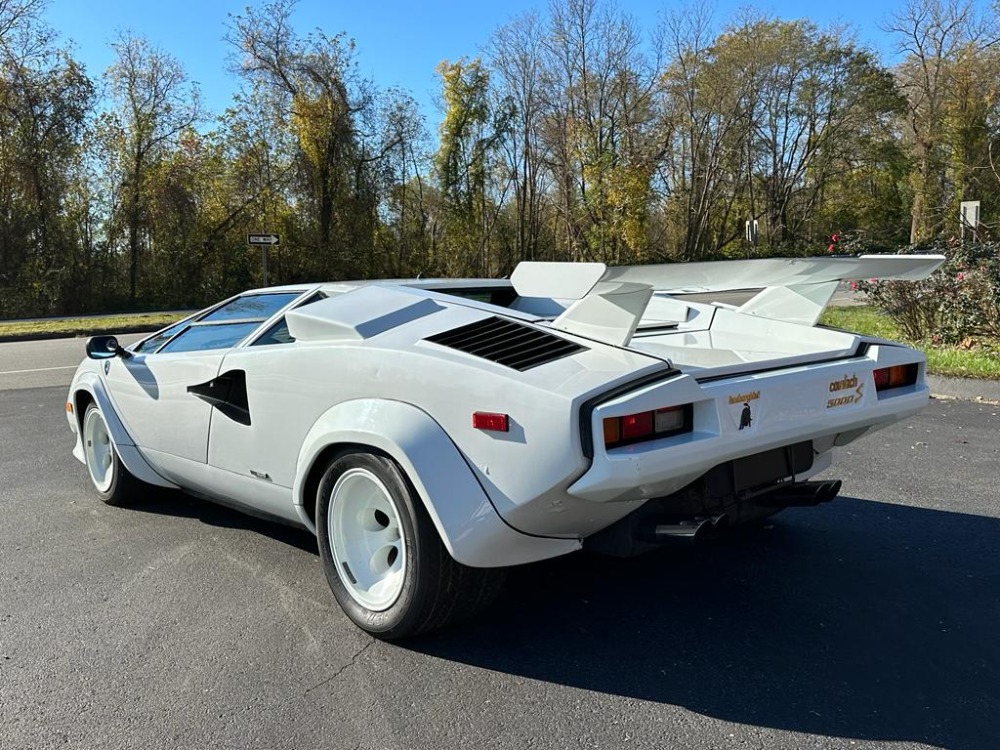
left=639, top=514, right=727, bottom=541
left=754, top=480, right=842, bottom=508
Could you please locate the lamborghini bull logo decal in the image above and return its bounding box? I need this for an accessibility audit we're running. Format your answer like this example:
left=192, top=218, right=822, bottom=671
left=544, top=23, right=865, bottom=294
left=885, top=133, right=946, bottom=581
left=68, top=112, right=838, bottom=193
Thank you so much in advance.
left=729, top=390, right=760, bottom=431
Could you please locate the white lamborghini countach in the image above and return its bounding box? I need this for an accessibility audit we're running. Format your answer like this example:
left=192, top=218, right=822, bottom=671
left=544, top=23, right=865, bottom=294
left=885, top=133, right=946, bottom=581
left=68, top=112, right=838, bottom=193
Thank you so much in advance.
left=67, top=255, right=943, bottom=638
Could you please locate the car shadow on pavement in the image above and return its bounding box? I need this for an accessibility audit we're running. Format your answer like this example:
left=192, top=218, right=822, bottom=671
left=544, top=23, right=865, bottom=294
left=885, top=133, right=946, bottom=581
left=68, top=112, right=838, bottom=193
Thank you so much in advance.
left=127, top=487, right=319, bottom=555
left=410, top=496, right=1000, bottom=750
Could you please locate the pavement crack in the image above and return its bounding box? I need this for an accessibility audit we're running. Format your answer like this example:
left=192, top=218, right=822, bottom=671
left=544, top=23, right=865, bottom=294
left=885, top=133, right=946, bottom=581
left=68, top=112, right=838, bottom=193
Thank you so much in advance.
left=304, top=640, right=375, bottom=694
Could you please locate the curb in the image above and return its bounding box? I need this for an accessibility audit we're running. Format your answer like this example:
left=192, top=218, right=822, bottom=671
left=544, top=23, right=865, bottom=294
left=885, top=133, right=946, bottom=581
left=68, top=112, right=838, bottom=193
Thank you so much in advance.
left=0, top=324, right=165, bottom=344
left=928, top=375, right=1000, bottom=404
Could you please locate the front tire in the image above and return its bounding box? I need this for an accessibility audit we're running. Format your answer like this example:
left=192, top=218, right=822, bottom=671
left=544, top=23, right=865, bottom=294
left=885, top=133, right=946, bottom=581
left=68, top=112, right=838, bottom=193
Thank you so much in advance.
left=82, top=403, right=142, bottom=506
left=316, top=451, right=504, bottom=640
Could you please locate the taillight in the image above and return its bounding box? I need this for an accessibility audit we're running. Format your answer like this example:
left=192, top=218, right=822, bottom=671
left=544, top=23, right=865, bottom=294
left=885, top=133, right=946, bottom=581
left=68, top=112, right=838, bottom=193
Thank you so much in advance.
left=873, top=364, right=918, bottom=392
left=604, top=404, right=692, bottom=449
left=621, top=411, right=653, bottom=440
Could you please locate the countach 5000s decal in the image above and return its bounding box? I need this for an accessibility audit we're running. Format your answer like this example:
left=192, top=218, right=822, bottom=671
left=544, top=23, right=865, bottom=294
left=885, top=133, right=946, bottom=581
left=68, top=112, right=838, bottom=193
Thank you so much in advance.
left=827, top=373, right=864, bottom=409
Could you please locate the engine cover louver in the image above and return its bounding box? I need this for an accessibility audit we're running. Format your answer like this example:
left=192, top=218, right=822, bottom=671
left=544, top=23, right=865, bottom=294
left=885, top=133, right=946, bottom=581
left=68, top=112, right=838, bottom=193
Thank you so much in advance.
left=425, top=316, right=586, bottom=371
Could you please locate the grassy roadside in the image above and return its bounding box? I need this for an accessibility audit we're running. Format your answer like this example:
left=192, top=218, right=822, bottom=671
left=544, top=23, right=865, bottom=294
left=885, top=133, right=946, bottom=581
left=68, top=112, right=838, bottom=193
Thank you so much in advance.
left=820, top=306, right=1000, bottom=380
left=0, top=312, right=182, bottom=340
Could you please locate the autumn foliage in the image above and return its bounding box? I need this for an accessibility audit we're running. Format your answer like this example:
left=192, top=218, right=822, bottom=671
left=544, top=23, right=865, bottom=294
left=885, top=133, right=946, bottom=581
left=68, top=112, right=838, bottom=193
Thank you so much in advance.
left=2, top=0, right=1000, bottom=318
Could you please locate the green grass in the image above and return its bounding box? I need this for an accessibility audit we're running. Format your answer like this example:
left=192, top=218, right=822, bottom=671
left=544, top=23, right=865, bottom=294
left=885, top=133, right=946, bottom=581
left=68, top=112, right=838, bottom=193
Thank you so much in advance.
left=820, top=306, right=1000, bottom=380
left=0, top=312, right=183, bottom=339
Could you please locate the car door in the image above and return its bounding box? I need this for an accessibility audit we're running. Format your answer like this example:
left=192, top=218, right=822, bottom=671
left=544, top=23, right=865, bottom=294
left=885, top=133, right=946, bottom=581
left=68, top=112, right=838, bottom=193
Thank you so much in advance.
left=105, top=334, right=248, bottom=464
left=204, top=296, right=329, bottom=490
left=104, top=292, right=304, bottom=466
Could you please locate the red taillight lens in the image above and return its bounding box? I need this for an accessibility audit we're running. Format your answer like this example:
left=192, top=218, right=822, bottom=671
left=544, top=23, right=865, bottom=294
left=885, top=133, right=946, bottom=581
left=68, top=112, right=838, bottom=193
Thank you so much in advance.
left=873, top=364, right=918, bottom=392
left=621, top=411, right=653, bottom=440
left=603, top=404, right=692, bottom=449
left=472, top=412, right=509, bottom=432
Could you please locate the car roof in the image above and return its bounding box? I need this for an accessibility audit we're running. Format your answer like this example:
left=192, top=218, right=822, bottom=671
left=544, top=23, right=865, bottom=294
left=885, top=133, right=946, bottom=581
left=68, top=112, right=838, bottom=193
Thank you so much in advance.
left=239, top=278, right=514, bottom=296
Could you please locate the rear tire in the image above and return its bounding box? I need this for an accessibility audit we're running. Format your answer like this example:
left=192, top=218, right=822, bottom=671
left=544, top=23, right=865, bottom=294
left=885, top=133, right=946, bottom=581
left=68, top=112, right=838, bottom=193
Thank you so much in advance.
left=82, top=403, right=143, bottom=506
left=316, top=451, right=505, bottom=640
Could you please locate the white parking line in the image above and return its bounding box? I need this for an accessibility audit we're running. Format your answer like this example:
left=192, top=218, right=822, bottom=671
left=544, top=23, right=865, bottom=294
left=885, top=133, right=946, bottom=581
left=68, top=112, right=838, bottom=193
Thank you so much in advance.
left=0, top=365, right=78, bottom=375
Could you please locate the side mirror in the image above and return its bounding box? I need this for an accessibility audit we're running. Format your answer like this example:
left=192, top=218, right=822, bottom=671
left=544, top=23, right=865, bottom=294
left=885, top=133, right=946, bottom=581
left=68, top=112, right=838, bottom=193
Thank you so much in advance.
left=86, top=335, right=130, bottom=360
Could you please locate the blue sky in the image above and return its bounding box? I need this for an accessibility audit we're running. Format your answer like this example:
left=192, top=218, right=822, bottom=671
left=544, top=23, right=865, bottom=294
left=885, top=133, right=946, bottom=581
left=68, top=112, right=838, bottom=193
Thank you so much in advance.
left=43, top=0, right=902, bottom=128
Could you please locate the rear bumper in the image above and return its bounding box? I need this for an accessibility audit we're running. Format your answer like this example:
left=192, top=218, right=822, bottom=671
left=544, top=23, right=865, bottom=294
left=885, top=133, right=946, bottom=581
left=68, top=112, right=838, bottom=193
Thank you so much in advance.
left=569, top=344, right=927, bottom=503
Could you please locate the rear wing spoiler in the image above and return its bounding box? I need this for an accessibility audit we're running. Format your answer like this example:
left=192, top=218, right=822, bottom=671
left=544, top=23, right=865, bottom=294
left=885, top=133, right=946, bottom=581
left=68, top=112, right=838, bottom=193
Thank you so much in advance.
left=510, top=255, right=945, bottom=345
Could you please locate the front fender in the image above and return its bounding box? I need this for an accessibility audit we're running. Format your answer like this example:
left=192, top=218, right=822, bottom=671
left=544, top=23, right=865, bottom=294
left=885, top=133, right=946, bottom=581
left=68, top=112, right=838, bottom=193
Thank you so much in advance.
left=294, top=398, right=580, bottom=568
left=69, top=370, right=178, bottom=490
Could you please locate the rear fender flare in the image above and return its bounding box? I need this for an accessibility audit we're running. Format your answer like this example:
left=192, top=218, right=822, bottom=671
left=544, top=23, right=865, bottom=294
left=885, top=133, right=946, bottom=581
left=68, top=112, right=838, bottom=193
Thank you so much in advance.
left=70, top=372, right=178, bottom=489
left=294, top=398, right=580, bottom=568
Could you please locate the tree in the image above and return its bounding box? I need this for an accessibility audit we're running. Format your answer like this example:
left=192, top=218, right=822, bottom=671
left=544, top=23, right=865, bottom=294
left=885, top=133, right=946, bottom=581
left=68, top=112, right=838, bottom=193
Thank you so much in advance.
left=229, top=0, right=389, bottom=280
left=373, top=87, right=433, bottom=277
left=886, top=0, right=999, bottom=242
left=434, top=57, right=511, bottom=276
left=658, top=4, right=751, bottom=259
left=489, top=12, right=552, bottom=264
left=540, top=0, right=660, bottom=263
left=103, top=33, right=203, bottom=302
left=0, top=0, right=95, bottom=315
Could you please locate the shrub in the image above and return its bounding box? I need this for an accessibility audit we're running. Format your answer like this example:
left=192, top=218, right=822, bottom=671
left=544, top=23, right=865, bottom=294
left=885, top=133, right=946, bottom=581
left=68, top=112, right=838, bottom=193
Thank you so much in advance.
left=856, top=240, right=1000, bottom=344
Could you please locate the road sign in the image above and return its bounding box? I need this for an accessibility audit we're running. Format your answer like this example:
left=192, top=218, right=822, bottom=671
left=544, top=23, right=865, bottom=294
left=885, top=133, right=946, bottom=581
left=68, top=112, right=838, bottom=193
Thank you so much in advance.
left=247, top=233, right=280, bottom=246
left=959, top=201, right=980, bottom=240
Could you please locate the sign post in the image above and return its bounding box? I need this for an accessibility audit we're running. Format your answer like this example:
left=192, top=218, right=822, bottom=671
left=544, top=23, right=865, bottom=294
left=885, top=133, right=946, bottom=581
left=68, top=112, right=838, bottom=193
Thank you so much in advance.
left=247, top=234, right=280, bottom=286
left=744, top=218, right=758, bottom=258
left=959, top=201, right=980, bottom=241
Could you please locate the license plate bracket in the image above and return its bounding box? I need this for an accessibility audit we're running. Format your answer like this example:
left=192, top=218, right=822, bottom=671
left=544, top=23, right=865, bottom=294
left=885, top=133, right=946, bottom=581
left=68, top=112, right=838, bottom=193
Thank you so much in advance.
left=732, top=441, right=813, bottom=493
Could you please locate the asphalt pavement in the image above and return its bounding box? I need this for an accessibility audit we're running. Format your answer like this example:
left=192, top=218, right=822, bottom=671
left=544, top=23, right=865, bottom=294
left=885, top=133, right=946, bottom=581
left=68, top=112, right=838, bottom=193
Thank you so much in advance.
left=1, top=370, right=999, bottom=748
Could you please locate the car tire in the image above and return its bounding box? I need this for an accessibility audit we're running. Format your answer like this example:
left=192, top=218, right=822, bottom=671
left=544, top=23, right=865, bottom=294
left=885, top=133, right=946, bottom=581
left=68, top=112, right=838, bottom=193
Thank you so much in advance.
left=82, top=403, right=143, bottom=506
left=316, top=451, right=505, bottom=640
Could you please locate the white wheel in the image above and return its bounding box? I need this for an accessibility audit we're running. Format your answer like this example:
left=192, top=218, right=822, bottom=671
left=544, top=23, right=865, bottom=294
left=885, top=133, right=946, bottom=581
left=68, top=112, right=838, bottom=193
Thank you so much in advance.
left=316, top=451, right=507, bottom=640
left=80, top=403, right=142, bottom=506
left=83, top=404, right=115, bottom=493
left=327, top=467, right=407, bottom=611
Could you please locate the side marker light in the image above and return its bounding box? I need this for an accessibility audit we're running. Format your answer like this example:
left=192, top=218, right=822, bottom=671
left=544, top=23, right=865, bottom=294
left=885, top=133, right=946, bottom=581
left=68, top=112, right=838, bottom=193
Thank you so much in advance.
left=472, top=412, right=509, bottom=432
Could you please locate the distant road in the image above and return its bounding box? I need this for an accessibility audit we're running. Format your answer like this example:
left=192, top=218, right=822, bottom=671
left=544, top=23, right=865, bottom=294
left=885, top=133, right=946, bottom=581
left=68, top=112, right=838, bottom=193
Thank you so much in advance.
left=0, top=334, right=144, bottom=391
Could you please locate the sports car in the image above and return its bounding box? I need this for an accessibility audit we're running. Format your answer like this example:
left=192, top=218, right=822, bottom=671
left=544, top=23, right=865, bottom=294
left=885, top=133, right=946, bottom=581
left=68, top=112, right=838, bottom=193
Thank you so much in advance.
left=67, top=255, right=944, bottom=639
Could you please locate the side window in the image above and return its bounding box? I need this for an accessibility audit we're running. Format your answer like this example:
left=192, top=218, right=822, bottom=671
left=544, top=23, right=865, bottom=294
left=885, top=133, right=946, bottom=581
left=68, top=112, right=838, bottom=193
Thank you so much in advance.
left=254, top=319, right=294, bottom=346
left=201, top=292, right=301, bottom=322
left=139, top=291, right=309, bottom=354
left=134, top=319, right=188, bottom=353
left=250, top=290, right=328, bottom=347
left=159, top=322, right=260, bottom=353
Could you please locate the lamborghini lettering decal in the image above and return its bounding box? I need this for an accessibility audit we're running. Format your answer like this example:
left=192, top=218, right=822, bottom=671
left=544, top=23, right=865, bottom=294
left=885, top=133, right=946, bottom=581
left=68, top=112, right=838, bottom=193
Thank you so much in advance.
left=728, top=390, right=760, bottom=431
